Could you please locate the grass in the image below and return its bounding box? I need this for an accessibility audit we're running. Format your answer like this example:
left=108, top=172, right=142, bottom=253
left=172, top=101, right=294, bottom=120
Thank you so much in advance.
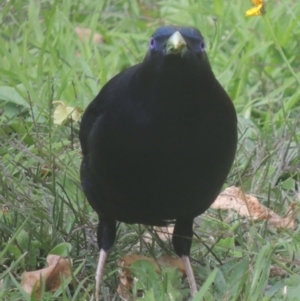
left=0, top=0, right=300, bottom=300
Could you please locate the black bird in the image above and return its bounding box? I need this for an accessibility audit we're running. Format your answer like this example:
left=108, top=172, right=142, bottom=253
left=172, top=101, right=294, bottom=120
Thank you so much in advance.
left=80, top=26, right=237, bottom=299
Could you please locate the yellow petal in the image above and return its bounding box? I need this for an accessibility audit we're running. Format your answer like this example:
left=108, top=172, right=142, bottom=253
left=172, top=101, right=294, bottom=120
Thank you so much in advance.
left=245, top=4, right=263, bottom=17
left=251, top=0, right=263, bottom=5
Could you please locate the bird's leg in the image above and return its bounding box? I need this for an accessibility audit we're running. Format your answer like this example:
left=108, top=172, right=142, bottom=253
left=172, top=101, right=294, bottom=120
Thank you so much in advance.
left=182, top=255, right=197, bottom=297
left=94, top=217, right=116, bottom=301
left=95, top=249, right=107, bottom=301
left=172, top=218, right=198, bottom=297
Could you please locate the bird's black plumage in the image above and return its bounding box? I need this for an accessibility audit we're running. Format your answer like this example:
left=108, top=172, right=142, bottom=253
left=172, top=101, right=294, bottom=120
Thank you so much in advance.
left=80, top=26, right=237, bottom=298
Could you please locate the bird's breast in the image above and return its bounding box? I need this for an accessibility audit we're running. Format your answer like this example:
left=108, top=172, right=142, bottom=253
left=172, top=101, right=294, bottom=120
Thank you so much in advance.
left=87, top=92, right=236, bottom=223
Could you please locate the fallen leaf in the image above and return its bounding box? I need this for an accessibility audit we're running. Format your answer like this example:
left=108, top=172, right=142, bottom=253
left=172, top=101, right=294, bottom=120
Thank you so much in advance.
left=210, top=186, right=296, bottom=229
left=1, top=205, right=9, bottom=213
left=21, top=255, right=71, bottom=297
left=117, top=254, right=186, bottom=298
left=119, top=254, right=185, bottom=275
left=52, top=100, right=82, bottom=125
left=75, top=27, right=104, bottom=43
left=154, top=226, right=174, bottom=240
left=269, top=265, right=287, bottom=277
left=141, top=226, right=174, bottom=244
left=157, top=256, right=186, bottom=275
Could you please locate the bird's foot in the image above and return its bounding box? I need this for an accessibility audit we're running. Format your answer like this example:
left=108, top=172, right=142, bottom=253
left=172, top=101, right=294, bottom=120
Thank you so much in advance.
left=182, top=255, right=198, bottom=298
left=95, top=249, right=108, bottom=301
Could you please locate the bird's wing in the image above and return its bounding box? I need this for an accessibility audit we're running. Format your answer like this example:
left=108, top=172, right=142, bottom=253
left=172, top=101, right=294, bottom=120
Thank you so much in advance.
left=79, top=64, right=140, bottom=156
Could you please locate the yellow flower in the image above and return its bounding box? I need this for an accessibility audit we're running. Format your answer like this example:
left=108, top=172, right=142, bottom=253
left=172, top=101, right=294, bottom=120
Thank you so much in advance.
left=251, top=0, right=263, bottom=5
left=245, top=0, right=265, bottom=17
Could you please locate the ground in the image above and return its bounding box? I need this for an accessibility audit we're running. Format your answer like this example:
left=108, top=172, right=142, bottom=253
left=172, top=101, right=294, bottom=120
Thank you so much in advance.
left=0, top=0, right=300, bottom=300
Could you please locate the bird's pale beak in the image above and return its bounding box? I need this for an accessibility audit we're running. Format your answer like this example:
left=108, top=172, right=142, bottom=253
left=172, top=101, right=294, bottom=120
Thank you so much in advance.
left=166, top=31, right=187, bottom=56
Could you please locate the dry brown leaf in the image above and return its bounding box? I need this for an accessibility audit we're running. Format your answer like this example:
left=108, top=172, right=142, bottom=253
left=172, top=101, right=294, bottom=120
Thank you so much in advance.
left=117, top=254, right=186, bottom=298
left=118, top=254, right=185, bottom=275
left=211, top=186, right=296, bottom=229
left=269, top=265, right=287, bottom=277
left=1, top=205, right=9, bottom=214
left=154, top=226, right=174, bottom=240
left=141, top=226, right=174, bottom=244
left=157, top=255, right=186, bottom=275
left=75, top=26, right=104, bottom=43
left=21, top=255, right=71, bottom=297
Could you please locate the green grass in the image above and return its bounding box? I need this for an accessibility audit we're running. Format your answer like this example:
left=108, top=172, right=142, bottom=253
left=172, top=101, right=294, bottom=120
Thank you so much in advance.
left=1, top=0, right=300, bottom=300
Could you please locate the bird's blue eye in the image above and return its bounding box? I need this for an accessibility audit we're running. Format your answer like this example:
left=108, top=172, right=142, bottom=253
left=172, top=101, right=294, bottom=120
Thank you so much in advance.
left=200, top=41, right=206, bottom=52
left=150, top=37, right=155, bottom=49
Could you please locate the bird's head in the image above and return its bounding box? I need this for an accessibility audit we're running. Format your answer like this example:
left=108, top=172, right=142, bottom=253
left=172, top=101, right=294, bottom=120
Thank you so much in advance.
left=149, top=26, right=206, bottom=58
left=142, top=26, right=212, bottom=81
left=133, top=26, right=215, bottom=100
